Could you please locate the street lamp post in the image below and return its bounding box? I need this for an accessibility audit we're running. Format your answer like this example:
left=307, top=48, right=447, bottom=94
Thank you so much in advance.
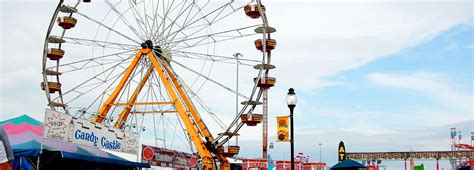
left=286, top=88, right=297, bottom=170
left=318, top=143, right=322, bottom=163
left=234, top=53, right=242, bottom=146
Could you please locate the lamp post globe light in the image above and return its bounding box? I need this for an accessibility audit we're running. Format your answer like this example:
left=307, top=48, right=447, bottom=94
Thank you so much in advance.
left=286, top=88, right=297, bottom=170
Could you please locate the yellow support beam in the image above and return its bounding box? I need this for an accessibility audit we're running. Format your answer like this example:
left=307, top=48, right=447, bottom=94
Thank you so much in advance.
left=93, top=50, right=143, bottom=123
left=145, top=48, right=216, bottom=169
left=114, top=66, right=154, bottom=129
left=163, top=65, right=230, bottom=169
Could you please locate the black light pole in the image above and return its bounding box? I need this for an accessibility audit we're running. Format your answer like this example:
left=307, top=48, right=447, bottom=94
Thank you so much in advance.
left=286, top=88, right=297, bottom=170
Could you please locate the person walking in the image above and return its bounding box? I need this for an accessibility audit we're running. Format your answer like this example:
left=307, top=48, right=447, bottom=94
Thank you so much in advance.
left=0, top=126, right=14, bottom=170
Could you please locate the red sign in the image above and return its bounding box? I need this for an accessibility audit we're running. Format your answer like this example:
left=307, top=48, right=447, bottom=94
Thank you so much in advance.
left=141, top=144, right=197, bottom=168
left=143, top=147, right=154, bottom=160
left=189, top=155, right=198, bottom=167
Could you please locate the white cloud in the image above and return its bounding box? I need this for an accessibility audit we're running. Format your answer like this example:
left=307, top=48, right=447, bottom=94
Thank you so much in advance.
left=269, top=1, right=472, bottom=91
left=367, top=71, right=473, bottom=113
left=341, top=122, right=397, bottom=136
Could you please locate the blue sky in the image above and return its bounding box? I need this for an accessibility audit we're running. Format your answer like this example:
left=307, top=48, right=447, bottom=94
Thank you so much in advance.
left=312, top=22, right=472, bottom=125
left=1, top=0, right=472, bottom=169
left=263, top=16, right=473, bottom=168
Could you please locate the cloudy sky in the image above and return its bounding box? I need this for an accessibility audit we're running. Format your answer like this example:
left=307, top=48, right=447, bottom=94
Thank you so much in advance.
left=1, top=0, right=473, bottom=169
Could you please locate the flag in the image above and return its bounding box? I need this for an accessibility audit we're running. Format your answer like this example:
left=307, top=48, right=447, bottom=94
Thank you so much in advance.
left=267, top=154, right=276, bottom=170
left=276, top=116, right=289, bottom=142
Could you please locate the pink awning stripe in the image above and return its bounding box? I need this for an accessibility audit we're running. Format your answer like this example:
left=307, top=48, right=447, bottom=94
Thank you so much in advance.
left=2, top=122, right=43, bottom=136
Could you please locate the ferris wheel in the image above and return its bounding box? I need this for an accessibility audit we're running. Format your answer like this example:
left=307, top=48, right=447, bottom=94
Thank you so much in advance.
left=41, top=0, right=276, bottom=169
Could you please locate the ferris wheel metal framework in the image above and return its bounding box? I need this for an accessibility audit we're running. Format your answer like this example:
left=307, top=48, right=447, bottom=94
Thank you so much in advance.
left=41, top=0, right=277, bottom=169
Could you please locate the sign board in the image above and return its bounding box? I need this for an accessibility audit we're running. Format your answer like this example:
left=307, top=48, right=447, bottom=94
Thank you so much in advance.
left=43, top=109, right=139, bottom=154
left=338, top=141, right=346, bottom=162
left=141, top=144, right=197, bottom=168
left=347, top=150, right=472, bottom=160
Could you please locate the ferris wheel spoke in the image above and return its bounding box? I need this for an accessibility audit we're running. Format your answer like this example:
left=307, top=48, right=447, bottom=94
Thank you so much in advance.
left=172, top=33, right=257, bottom=51
left=171, top=52, right=255, bottom=66
left=63, top=36, right=139, bottom=50
left=105, top=0, right=146, bottom=41
left=154, top=0, right=194, bottom=46
left=157, top=0, right=176, bottom=41
left=175, top=113, right=195, bottom=152
left=159, top=114, right=192, bottom=151
left=172, top=49, right=260, bottom=63
left=171, top=60, right=250, bottom=100
left=47, top=50, right=135, bottom=73
left=155, top=1, right=200, bottom=47
left=75, top=11, right=141, bottom=44
left=128, top=1, right=149, bottom=40
left=56, top=53, right=134, bottom=102
left=148, top=0, right=164, bottom=37
left=149, top=1, right=166, bottom=42
left=179, top=1, right=231, bottom=32
left=178, top=78, right=227, bottom=131
left=166, top=24, right=260, bottom=46
left=163, top=1, right=247, bottom=46
left=141, top=0, right=153, bottom=36
left=153, top=0, right=192, bottom=45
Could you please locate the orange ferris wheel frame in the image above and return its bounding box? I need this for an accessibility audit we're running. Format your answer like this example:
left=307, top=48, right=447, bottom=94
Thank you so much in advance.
left=91, top=48, right=229, bottom=169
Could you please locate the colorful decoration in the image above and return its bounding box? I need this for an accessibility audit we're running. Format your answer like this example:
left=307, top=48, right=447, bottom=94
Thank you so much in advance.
left=450, top=128, right=457, bottom=139
left=276, top=116, right=289, bottom=142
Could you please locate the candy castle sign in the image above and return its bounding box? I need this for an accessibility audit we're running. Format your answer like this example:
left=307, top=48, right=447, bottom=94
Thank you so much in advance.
left=43, top=109, right=139, bottom=154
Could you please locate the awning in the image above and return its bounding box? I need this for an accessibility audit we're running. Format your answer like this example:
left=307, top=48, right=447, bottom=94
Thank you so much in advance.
left=1, top=114, right=150, bottom=168
left=331, top=159, right=365, bottom=169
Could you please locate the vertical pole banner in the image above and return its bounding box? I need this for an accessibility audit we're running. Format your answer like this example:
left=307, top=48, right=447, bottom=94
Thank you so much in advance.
left=276, top=116, right=289, bottom=142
